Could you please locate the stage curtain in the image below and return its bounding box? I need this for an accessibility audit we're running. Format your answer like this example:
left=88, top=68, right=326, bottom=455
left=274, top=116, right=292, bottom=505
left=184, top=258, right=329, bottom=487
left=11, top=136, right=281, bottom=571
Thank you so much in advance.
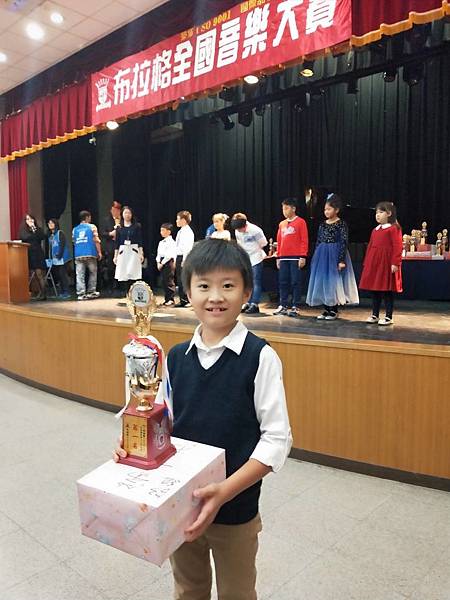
left=108, top=48, right=450, bottom=253
left=8, top=158, right=28, bottom=238
left=0, top=80, right=95, bottom=162
left=352, top=0, right=450, bottom=45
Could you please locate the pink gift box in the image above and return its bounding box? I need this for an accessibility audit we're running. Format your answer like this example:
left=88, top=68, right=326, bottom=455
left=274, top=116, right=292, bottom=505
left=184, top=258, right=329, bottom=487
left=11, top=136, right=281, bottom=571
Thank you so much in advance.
left=77, top=437, right=226, bottom=566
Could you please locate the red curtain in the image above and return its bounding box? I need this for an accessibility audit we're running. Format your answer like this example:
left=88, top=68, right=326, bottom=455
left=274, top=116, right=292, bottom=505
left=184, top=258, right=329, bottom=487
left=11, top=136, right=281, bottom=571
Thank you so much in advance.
left=353, top=0, right=448, bottom=38
left=8, top=158, right=28, bottom=239
left=0, top=79, right=93, bottom=161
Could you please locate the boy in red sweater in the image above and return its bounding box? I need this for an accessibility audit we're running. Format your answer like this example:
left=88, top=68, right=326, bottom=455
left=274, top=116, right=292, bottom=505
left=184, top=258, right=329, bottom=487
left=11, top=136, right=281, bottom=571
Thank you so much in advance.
left=274, top=198, right=309, bottom=317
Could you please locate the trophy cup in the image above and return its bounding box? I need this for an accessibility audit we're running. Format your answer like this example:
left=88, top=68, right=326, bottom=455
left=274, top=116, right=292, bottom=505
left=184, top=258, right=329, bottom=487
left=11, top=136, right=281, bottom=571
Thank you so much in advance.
left=436, top=232, right=443, bottom=256
left=402, top=234, right=409, bottom=257
left=420, top=222, right=428, bottom=246
left=443, top=229, right=448, bottom=252
left=118, top=281, right=176, bottom=470
left=409, top=231, right=416, bottom=253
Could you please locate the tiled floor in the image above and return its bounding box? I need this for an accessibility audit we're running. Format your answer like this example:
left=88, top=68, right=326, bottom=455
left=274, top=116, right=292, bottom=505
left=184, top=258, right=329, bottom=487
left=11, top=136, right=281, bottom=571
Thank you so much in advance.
left=1, top=373, right=449, bottom=600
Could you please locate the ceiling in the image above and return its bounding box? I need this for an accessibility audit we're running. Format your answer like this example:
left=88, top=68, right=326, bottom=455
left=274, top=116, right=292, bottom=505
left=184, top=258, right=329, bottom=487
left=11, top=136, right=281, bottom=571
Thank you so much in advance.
left=0, top=0, right=170, bottom=96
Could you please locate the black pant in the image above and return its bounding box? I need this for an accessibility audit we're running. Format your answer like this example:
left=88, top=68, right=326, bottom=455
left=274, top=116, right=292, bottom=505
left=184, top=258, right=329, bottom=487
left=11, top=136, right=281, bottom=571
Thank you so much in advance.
left=161, top=260, right=175, bottom=302
left=324, top=304, right=338, bottom=313
left=53, top=264, right=69, bottom=294
left=372, top=291, right=394, bottom=319
left=175, top=256, right=188, bottom=304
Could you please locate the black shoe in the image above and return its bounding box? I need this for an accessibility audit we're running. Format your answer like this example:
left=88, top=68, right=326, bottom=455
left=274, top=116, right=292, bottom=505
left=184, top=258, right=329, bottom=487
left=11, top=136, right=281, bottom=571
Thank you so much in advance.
left=244, top=304, right=260, bottom=314
left=241, top=303, right=250, bottom=313
left=174, top=302, right=189, bottom=308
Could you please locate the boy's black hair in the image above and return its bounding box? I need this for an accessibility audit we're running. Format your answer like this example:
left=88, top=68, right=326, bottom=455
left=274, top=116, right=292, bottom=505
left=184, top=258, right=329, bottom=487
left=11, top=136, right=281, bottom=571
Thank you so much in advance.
left=79, top=210, right=91, bottom=221
left=182, top=239, right=253, bottom=292
left=161, top=223, right=173, bottom=232
left=281, top=197, right=298, bottom=209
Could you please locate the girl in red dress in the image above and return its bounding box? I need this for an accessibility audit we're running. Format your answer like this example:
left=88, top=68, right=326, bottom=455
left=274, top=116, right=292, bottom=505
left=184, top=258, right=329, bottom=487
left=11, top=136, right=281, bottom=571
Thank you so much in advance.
left=359, top=202, right=403, bottom=326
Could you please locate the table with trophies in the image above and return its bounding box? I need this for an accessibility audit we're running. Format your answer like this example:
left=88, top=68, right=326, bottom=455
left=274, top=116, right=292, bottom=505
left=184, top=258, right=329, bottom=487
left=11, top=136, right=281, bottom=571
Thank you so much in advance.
left=77, top=282, right=226, bottom=566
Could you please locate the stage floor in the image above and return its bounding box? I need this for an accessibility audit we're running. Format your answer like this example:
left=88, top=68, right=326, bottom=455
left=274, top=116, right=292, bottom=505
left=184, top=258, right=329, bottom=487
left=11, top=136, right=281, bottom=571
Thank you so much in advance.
left=22, top=293, right=450, bottom=347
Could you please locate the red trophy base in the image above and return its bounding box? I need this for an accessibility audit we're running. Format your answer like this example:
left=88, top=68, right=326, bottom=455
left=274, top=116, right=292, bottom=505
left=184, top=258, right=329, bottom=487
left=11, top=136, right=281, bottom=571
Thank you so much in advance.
left=119, top=400, right=176, bottom=470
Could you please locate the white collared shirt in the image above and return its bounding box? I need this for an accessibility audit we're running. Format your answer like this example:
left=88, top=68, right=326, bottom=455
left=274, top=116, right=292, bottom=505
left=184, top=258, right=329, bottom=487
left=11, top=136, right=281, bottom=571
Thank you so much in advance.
left=156, top=321, right=292, bottom=472
left=375, top=223, right=392, bottom=230
left=156, top=236, right=177, bottom=265
left=175, top=225, right=195, bottom=261
left=235, top=222, right=267, bottom=266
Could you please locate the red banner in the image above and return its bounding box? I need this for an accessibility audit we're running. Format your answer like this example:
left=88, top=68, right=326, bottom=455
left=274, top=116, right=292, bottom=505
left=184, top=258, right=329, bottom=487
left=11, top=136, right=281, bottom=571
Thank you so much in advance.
left=91, top=0, right=351, bottom=125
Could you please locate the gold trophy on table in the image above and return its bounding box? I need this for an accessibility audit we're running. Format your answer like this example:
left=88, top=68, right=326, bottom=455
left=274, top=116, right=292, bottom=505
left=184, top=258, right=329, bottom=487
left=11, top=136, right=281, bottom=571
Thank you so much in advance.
left=117, top=281, right=176, bottom=470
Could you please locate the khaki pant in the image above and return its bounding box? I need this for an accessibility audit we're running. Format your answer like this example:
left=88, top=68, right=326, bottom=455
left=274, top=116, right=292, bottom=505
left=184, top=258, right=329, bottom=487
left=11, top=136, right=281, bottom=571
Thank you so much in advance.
left=170, top=514, right=262, bottom=600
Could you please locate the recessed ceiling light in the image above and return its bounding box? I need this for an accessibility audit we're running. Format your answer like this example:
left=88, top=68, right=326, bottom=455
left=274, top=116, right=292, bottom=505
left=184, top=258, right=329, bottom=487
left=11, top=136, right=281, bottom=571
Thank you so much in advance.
left=26, top=22, right=45, bottom=41
left=0, top=52, right=7, bottom=63
left=106, top=120, right=119, bottom=130
left=50, top=12, right=64, bottom=25
left=244, top=74, right=259, bottom=85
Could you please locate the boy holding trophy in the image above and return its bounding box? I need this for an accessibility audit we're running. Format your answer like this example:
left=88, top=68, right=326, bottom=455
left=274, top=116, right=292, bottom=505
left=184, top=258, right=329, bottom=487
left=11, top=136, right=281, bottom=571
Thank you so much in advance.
left=115, top=239, right=292, bottom=600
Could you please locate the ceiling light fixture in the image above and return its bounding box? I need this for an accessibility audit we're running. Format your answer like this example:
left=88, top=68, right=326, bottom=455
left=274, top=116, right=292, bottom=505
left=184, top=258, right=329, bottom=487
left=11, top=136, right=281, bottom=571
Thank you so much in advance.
left=50, top=12, right=64, bottom=25
left=106, top=120, right=119, bottom=130
left=244, top=74, right=259, bottom=85
left=0, top=52, right=7, bottom=63
left=26, top=22, right=45, bottom=40
left=300, top=60, right=315, bottom=77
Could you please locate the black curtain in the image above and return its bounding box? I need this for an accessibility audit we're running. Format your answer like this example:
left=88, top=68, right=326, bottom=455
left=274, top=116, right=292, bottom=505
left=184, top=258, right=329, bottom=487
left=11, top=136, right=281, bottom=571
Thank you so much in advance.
left=42, top=143, right=69, bottom=220
left=109, top=48, right=449, bottom=252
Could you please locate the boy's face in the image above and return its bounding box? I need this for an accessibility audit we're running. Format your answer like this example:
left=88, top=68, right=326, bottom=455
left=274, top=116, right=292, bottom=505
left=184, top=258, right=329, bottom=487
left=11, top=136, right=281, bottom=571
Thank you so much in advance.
left=176, top=216, right=186, bottom=227
left=282, top=203, right=296, bottom=219
left=160, top=227, right=171, bottom=238
left=187, top=269, right=251, bottom=337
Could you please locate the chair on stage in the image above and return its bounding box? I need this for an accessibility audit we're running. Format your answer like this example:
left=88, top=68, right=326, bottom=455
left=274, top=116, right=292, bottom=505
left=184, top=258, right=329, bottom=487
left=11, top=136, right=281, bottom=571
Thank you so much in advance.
left=29, top=260, right=58, bottom=297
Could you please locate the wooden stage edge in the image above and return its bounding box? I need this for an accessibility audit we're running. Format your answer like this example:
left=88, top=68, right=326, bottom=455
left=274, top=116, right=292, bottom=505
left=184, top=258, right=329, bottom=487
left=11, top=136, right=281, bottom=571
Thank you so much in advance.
left=1, top=303, right=449, bottom=487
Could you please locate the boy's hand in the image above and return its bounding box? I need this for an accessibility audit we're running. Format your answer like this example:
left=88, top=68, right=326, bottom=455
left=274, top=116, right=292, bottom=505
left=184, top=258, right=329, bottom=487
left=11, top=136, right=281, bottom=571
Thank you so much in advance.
left=184, top=483, right=226, bottom=542
left=338, top=262, right=346, bottom=271
left=113, top=437, right=127, bottom=462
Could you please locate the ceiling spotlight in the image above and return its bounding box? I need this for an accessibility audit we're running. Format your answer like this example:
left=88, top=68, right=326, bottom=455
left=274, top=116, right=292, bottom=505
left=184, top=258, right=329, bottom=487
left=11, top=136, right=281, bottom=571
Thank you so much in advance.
left=383, top=65, right=397, bottom=83
left=300, top=60, right=315, bottom=77
left=244, top=74, right=259, bottom=85
left=403, top=62, right=424, bottom=87
left=219, top=87, right=236, bottom=102
left=0, top=51, right=7, bottom=63
left=292, top=91, right=311, bottom=112
left=50, top=11, right=64, bottom=25
left=238, top=110, right=253, bottom=127
left=106, top=120, right=119, bottom=130
left=347, top=79, right=359, bottom=94
left=26, top=22, right=45, bottom=40
left=255, top=104, right=266, bottom=117
left=220, top=115, right=235, bottom=131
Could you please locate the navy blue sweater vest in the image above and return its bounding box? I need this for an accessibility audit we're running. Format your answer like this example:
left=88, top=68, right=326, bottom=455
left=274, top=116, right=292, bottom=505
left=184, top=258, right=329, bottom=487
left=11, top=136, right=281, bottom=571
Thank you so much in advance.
left=168, top=331, right=267, bottom=525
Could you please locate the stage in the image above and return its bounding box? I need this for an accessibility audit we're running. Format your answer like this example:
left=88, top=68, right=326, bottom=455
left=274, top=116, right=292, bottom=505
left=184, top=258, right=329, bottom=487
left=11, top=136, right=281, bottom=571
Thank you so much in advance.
left=21, top=294, right=450, bottom=348
left=1, top=295, right=449, bottom=489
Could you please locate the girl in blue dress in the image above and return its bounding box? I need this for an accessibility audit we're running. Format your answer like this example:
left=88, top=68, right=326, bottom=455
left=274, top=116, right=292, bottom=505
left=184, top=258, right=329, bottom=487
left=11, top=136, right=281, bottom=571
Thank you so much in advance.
left=306, top=194, right=359, bottom=320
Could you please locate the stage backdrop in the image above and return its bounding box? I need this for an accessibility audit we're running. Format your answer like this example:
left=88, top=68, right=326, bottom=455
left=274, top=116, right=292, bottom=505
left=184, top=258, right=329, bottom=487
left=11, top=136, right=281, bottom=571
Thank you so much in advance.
left=41, top=48, right=450, bottom=259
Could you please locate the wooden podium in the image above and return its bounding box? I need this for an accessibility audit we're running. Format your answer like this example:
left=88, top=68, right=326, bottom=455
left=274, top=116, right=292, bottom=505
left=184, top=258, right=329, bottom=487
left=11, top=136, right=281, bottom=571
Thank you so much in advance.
left=0, top=242, right=30, bottom=303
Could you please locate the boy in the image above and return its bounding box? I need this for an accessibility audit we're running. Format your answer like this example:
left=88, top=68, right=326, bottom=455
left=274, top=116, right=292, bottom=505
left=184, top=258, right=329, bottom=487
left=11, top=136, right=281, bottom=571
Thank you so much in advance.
left=115, top=239, right=292, bottom=600
left=156, top=222, right=177, bottom=306
left=231, top=212, right=267, bottom=314
left=174, top=210, right=195, bottom=307
left=72, top=210, right=102, bottom=300
left=274, top=198, right=309, bottom=317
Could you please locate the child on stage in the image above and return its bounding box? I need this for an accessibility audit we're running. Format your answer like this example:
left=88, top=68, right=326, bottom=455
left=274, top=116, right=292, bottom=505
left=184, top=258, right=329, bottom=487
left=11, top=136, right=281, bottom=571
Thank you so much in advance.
left=306, top=194, right=359, bottom=320
left=115, top=239, right=292, bottom=600
left=359, top=201, right=403, bottom=326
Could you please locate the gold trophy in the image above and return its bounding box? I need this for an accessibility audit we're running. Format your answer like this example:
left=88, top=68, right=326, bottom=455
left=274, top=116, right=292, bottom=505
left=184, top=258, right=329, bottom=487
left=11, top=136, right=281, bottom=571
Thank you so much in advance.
left=402, top=234, right=410, bottom=257
left=420, top=222, right=427, bottom=246
left=118, top=281, right=176, bottom=470
left=443, top=229, right=448, bottom=253
left=409, top=231, right=416, bottom=253
left=436, top=232, right=443, bottom=256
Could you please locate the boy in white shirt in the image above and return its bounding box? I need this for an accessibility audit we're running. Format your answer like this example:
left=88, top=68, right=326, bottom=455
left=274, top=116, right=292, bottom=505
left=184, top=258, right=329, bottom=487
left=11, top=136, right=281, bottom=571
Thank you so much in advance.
left=175, top=210, right=195, bottom=307
left=156, top=222, right=177, bottom=306
left=231, top=212, right=268, bottom=314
